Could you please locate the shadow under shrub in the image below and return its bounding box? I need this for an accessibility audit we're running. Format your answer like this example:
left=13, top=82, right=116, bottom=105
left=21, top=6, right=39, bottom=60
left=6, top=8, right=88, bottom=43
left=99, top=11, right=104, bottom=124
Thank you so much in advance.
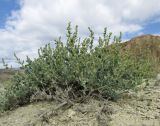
left=0, top=23, right=154, bottom=111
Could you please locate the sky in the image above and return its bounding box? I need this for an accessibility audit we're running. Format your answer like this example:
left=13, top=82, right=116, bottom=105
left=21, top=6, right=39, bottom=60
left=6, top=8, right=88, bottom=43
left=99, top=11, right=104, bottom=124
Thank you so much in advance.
left=0, top=0, right=20, bottom=29
left=0, top=0, right=160, bottom=68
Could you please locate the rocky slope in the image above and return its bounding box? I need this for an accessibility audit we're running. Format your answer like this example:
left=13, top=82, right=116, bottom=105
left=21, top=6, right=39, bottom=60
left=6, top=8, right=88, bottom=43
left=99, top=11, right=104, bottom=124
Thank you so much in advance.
left=123, top=34, right=160, bottom=62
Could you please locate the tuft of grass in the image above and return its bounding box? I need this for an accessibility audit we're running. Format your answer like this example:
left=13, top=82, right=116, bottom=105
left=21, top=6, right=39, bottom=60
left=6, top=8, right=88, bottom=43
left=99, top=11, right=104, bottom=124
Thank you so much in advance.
left=0, top=23, right=155, bottom=112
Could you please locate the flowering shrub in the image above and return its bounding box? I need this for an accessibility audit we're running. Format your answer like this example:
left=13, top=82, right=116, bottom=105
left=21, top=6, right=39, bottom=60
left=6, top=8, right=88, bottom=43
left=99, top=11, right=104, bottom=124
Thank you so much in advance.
left=0, top=23, right=153, bottom=111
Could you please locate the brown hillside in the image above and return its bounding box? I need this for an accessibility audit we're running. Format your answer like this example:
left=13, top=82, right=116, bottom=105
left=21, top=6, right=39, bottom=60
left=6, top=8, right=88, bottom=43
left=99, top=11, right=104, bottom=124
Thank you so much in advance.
left=123, top=34, right=160, bottom=62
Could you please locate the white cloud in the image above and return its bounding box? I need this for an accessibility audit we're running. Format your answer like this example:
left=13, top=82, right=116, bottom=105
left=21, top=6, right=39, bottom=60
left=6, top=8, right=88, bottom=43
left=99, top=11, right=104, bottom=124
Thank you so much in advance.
left=0, top=0, right=160, bottom=67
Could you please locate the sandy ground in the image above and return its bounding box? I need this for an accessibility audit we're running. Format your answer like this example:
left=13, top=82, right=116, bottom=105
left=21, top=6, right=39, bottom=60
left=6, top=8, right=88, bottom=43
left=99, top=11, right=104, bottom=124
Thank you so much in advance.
left=109, top=79, right=160, bottom=126
left=0, top=79, right=159, bottom=126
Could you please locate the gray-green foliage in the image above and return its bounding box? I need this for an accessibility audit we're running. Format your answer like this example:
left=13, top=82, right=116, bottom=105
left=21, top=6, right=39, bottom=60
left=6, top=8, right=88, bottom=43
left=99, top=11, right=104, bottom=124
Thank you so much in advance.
left=0, top=23, right=153, bottom=111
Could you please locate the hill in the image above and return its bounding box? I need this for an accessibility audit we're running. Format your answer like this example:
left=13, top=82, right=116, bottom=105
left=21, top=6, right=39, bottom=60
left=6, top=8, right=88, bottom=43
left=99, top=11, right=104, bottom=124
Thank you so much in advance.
left=123, top=34, right=160, bottom=61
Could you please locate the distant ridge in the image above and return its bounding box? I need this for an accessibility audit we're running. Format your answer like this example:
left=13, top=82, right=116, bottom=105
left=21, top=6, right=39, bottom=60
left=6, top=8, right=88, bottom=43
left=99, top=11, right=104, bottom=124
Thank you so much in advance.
left=123, top=34, right=160, bottom=61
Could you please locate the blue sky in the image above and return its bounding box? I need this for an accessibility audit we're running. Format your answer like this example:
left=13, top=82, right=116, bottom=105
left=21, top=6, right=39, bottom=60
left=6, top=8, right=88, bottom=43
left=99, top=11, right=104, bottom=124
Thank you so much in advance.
left=1, top=0, right=160, bottom=38
left=142, top=21, right=160, bottom=34
left=0, top=0, right=20, bottom=28
left=0, top=0, right=160, bottom=68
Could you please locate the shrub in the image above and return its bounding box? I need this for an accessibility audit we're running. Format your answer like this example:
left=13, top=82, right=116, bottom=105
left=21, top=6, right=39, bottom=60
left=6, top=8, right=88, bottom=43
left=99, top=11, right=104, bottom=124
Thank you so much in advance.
left=0, top=23, right=154, bottom=111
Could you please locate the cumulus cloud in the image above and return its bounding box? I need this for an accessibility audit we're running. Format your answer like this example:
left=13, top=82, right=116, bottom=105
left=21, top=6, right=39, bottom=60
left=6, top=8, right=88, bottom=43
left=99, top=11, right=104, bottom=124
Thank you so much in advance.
left=0, top=0, right=160, bottom=67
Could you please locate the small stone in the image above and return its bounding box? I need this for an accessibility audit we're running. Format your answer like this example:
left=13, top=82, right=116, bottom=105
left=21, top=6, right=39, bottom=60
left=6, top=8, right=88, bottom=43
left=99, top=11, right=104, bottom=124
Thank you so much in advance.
left=155, top=115, right=159, bottom=119
left=157, top=106, right=160, bottom=109
left=67, top=109, right=76, bottom=118
left=156, top=74, right=160, bottom=81
left=154, top=74, right=160, bottom=86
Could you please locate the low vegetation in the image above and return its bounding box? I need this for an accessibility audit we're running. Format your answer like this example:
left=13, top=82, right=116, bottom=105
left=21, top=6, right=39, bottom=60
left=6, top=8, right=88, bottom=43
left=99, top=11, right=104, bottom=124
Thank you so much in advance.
left=0, top=23, right=156, bottom=112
